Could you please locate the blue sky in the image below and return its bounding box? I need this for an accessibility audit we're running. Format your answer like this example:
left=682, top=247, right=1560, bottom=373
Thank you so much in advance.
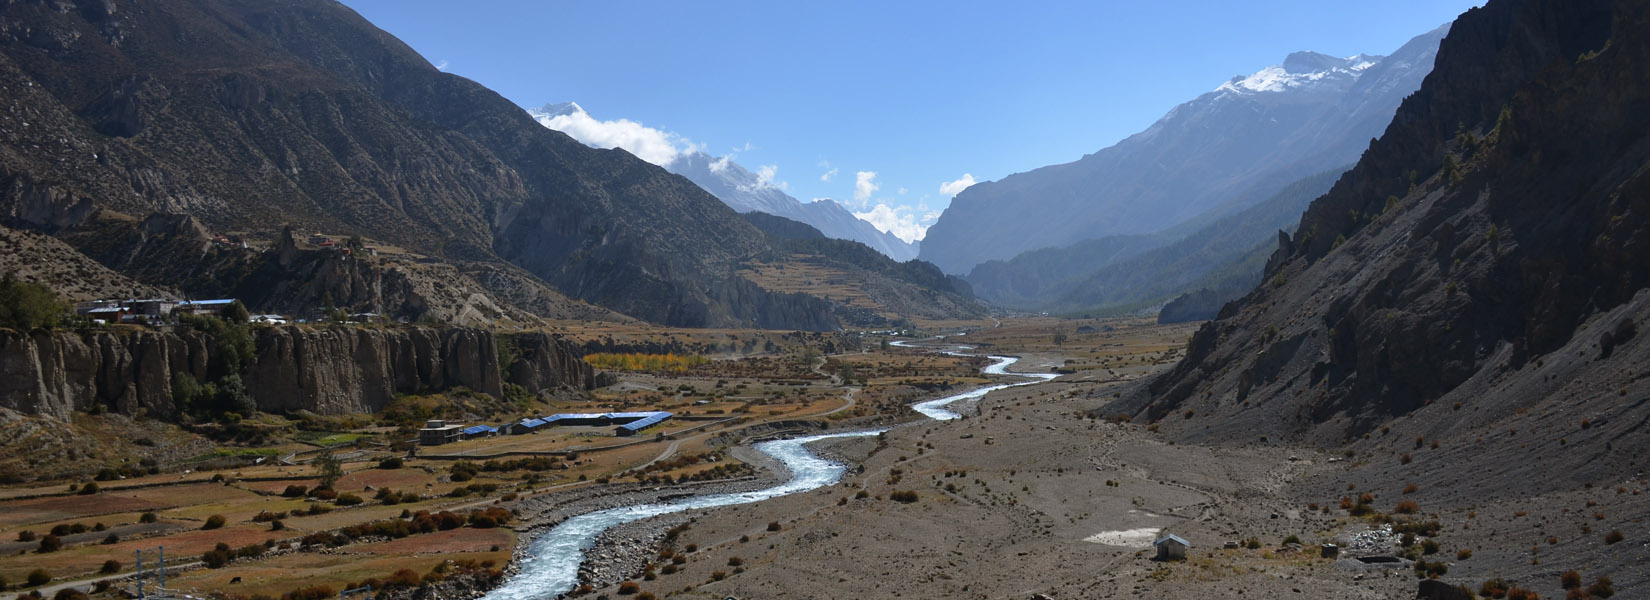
left=339, top=0, right=1481, bottom=242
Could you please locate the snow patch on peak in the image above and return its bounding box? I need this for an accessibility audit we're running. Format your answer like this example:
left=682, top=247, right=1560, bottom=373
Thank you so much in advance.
left=1215, top=50, right=1386, bottom=95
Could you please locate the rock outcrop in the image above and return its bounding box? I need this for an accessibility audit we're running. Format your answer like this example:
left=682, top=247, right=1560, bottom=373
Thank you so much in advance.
left=0, top=325, right=594, bottom=420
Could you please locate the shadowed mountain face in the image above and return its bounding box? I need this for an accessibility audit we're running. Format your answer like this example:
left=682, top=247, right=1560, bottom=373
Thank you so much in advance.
left=1111, top=0, right=1650, bottom=497
left=0, top=0, right=840, bottom=329
left=920, top=25, right=1449, bottom=275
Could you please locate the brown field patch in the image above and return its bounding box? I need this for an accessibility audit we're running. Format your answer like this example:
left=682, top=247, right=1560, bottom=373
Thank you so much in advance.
left=0, top=493, right=164, bottom=526
left=335, top=468, right=437, bottom=492
left=348, top=526, right=513, bottom=555
left=166, top=553, right=473, bottom=598
left=0, top=523, right=276, bottom=582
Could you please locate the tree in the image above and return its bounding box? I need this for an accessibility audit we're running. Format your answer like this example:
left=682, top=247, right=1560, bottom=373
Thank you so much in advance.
left=221, top=300, right=249, bottom=325
left=314, top=449, right=343, bottom=490
left=0, top=272, right=64, bottom=331
left=25, top=569, right=50, bottom=587
left=1052, top=331, right=1068, bottom=346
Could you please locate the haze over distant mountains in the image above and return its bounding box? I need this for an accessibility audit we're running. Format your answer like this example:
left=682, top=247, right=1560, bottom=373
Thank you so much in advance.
left=529, top=103, right=919, bottom=262
left=921, top=24, right=1451, bottom=275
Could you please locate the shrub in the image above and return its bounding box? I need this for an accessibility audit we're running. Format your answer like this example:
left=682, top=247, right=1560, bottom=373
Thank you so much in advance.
left=1587, top=576, right=1614, bottom=598
left=203, top=515, right=227, bottom=530
left=1561, top=571, right=1582, bottom=589
left=103, top=533, right=119, bottom=545
left=26, top=569, right=50, bottom=587
left=1395, top=500, right=1419, bottom=514
left=37, top=535, right=61, bottom=553
left=202, top=543, right=233, bottom=568
left=16, top=530, right=34, bottom=542
left=100, top=560, right=121, bottom=574
left=1604, top=530, right=1624, bottom=544
left=727, top=557, right=744, bottom=566
left=767, top=521, right=781, bottom=531
left=77, top=482, right=99, bottom=495
left=1456, top=549, right=1472, bottom=560
left=1400, top=453, right=1413, bottom=465
left=282, top=485, right=309, bottom=497
left=139, top=512, right=159, bottom=523
left=54, top=589, right=88, bottom=600
left=1480, top=578, right=1510, bottom=598
left=334, top=493, right=364, bottom=506
left=1282, top=535, right=1302, bottom=546
left=1506, top=588, right=1538, bottom=600
left=617, top=581, right=640, bottom=595
left=711, top=571, right=727, bottom=581
left=378, top=457, right=404, bottom=470
left=890, top=490, right=919, bottom=503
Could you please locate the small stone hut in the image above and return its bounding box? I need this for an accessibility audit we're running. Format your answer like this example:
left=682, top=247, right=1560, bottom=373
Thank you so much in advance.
left=1153, top=534, right=1190, bottom=561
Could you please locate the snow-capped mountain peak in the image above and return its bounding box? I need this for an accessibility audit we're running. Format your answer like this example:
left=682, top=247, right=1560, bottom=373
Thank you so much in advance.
left=1217, top=51, right=1386, bottom=95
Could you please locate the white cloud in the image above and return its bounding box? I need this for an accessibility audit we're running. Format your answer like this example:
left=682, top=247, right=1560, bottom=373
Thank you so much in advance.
left=854, top=171, right=879, bottom=204
left=754, top=164, right=788, bottom=191
left=897, top=187, right=908, bottom=195
left=939, top=173, right=977, bottom=197
left=435, top=59, right=450, bottom=72
left=530, top=105, right=690, bottom=167
left=708, top=156, right=732, bottom=174
left=820, top=167, right=838, bottom=182
left=853, top=202, right=934, bottom=243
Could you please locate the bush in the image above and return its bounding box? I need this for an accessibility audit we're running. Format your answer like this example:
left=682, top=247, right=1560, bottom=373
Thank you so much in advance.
left=617, top=581, right=640, bottom=595
left=1604, top=530, right=1624, bottom=544
left=25, top=569, right=50, bottom=587
left=767, top=521, right=781, bottom=532
left=16, top=530, right=34, bottom=542
left=139, top=512, right=158, bottom=523
left=37, top=535, right=61, bottom=553
left=100, top=560, right=121, bottom=574
left=77, top=482, right=99, bottom=495
left=203, top=515, right=227, bottom=530
left=1506, top=588, right=1538, bottom=600
left=1394, top=500, right=1419, bottom=514
left=103, top=533, right=119, bottom=545
left=1561, top=570, right=1582, bottom=589
left=1587, top=576, right=1614, bottom=598
left=282, top=485, right=309, bottom=497
left=890, top=490, right=919, bottom=503
left=727, top=557, right=743, bottom=566
left=0, top=273, right=66, bottom=331
left=378, top=457, right=404, bottom=469
left=202, top=544, right=233, bottom=569
left=335, top=493, right=364, bottom=506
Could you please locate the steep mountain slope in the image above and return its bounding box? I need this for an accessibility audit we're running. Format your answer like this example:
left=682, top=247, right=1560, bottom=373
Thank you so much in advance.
left=0, top=0, right=835, bottom=329
left=739, top=212, right=983, bottom=326
left=967, top=168, right=1345, bottom=312
left=921, top=25, right=1448, bottom=274
left=529, top=103, right=919, bottom=262
left=1110, top=0, right=1646, bottom=501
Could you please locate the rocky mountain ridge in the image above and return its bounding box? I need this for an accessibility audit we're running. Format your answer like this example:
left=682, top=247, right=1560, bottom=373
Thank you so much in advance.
left=0, top=0, right=875, bottom=330
left=1109, top=0, right=1645, bottom=497
left=529, top=102, right=920, bottom=262
left=920, top=24, right=1449, bottom=274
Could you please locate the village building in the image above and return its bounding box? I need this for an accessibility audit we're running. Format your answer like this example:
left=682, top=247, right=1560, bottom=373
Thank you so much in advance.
left=1154, top=534, right=1190, bottom=561
left=175, top=299, right=238, bottom=317
left=418, top=419, right=464, bottom=446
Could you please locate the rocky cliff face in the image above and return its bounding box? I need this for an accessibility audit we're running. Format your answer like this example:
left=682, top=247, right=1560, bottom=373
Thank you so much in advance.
left=0, top=0, right=840, bottom=330
left=0, top=325, right=594, bottom=420
left=1110, top=0, right=1647, bottom=495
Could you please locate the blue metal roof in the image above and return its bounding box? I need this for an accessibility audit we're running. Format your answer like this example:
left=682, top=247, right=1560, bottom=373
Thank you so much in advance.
left=616, top=412, right=672, bottom=432
left=517, top=418, right=546, bottom=429
left=182, top=299, right=237, bottom=306
left=461, top=425, right=496, bottom=435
